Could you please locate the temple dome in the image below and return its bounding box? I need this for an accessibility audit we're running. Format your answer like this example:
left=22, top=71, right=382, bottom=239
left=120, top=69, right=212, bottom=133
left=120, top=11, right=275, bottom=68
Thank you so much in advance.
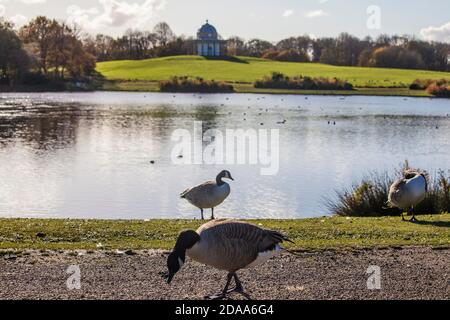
left=197, top=20, right=218, bottom=40
left=194, top=20, right=226, bottom=57
left=199, top=23, right=217, bottom=34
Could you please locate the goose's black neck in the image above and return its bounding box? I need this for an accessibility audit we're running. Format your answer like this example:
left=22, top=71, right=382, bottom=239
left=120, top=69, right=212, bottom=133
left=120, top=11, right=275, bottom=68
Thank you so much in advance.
left=216, top=173, right=225, bottom=186
left=174, top=230, right=200, bottom=254
left=421, top=173, right=429, bottom=192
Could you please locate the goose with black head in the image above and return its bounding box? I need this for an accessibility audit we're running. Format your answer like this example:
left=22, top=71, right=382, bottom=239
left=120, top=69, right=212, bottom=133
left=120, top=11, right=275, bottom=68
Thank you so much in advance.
left=164, top=219, right=294, bottom=300
left=180, top=170, right=234, bottom=220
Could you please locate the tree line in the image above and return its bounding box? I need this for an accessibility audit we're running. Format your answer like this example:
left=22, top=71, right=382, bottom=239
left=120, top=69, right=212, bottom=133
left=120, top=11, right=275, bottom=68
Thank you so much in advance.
left=222, top=34, right=449, bottom=72
left=88, top=25, right=450, bottom=72
left=1, top=17, right=450, bottom=87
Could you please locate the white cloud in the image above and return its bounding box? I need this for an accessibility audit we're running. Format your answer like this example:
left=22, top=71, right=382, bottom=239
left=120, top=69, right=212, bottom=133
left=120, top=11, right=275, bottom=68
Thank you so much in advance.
left=0, top=5, right=4, bottom=16
left=10, top=14, right=28, bottom=26
left=305, top=9, right=329, bottom=18
left=318, top=0, right=328, bottom=3
left=420, top=22, right=450, bottom=42
left=67, top=0, right=165, bottom=31
left=283, top=9, right=294, bottom=18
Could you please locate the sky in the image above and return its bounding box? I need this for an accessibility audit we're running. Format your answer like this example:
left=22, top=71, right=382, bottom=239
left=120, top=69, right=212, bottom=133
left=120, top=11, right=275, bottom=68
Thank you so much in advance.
left=1, top=0, right=450, bottom=42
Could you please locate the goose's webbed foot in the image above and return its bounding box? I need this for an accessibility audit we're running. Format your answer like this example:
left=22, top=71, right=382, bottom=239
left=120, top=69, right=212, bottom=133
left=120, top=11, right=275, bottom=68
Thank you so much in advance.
left=205, top=272, right=242, bottom=300
left=224, top=285, right=244, bottom=295
left=205, top=293, right=227, bottom=300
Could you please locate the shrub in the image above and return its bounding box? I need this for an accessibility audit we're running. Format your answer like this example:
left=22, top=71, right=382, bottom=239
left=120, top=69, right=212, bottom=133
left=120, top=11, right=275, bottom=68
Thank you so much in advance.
left=159, top=76, right=234, bottom=93
left=408, top=79, right=450, bottom=97
left=326, top=166, right=450, bottom=217
left=409, top=78, right=448, bottom=90
left=426, top=83, right=450, bottom=97
left=261, top=50, right=280, bottom=60
left=254, top=72, right=353, bottom=90
left=274, top=50, right=309, bottom=62
left=370, top=46, right=425, bottom=70
left=261, top=50, right=309, bottom=62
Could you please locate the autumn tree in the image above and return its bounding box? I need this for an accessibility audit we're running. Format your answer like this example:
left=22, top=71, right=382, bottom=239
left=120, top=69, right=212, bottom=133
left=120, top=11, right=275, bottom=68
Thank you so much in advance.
left=369, top=46, right=425, bottom=69
left=226, top=37, right=247, bottom=56
left=0, top=20, right=29, bottom=85
left=19, top=16, right=56, bottom=74
left=246, top=39, right=274, bottom=57
left=153, top=22, right=175, bottom=47
left=276, top=35, right=311, bottom=55
left=19, top=16, right=95, bottom=79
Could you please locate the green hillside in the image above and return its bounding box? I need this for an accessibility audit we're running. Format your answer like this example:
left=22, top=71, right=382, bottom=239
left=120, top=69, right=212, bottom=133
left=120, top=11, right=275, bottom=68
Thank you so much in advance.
left=96, top=55, right=450, bottom=89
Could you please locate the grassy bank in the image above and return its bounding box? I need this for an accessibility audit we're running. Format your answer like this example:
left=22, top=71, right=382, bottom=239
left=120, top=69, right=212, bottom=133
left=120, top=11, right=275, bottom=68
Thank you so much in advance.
left=102, top=80, right=432, bottom=97
left=0, top=215, right=449, bottom=251
left=96, top=55, right=450, bottom=97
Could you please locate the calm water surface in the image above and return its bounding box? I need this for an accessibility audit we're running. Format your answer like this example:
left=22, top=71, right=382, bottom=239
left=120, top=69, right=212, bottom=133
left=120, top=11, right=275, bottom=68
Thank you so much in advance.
left=0, top=92, right=449, bottom=219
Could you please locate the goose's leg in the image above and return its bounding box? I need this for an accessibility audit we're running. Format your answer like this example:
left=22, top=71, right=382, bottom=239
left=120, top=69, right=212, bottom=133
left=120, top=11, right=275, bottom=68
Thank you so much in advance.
left=211, top=208, right=215, bottom=220
left=409, top=206, right=419, bottom=222
left=200, top=208, right=204, bottom=220
left=225, top=273, right=243, bottom=293
left=226, top=273, right=251, bottom=299
left=205, top=273, right=233, bottom=300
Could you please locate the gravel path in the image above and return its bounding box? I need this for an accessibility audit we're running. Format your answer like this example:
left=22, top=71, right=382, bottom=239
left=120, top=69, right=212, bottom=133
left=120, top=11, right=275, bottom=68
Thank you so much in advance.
left=0, top=247, right=449, bottom=300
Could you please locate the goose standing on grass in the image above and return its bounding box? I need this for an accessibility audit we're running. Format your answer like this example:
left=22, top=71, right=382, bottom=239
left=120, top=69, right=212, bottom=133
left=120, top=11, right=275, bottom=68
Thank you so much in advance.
left=164, top=219, right=294, bottom=300
left=388, top=169, right=428, bottom=222
left=180, top=170, right=234, bottom=220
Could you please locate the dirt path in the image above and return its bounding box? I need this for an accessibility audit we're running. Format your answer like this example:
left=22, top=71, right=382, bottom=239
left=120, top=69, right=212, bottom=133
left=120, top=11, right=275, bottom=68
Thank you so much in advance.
left=0, top=247, right=448, bottom=300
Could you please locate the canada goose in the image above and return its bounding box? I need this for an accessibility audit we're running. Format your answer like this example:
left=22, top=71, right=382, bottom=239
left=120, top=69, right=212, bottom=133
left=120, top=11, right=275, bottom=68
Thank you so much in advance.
left=180, top=170, right=234, bottom=220
left=388, top=169, right=428, bottom=222
left=164, top=219, right=294, bottom=299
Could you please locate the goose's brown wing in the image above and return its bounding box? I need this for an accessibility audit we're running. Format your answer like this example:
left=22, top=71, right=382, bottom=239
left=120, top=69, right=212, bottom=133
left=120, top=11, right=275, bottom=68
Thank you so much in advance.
left=201, top=220, right=291, bottom=252
left=180, top=181, right=216, bottom=199
left=193, top=220, right=292, bottom=271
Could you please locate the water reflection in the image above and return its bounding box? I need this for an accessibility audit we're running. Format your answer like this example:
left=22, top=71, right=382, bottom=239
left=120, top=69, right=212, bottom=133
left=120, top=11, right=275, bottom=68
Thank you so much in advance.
left=0, top=92, right=449, bottom=219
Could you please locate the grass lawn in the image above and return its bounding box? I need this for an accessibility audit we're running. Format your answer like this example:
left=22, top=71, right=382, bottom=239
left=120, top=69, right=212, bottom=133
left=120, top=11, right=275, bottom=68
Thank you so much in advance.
left=96, top=55, right=450, bottom=94
left=0, top=214, right=449, bottom=251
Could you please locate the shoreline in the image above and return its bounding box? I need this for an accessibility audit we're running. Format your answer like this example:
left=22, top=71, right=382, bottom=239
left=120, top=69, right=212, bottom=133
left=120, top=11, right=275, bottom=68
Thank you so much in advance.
left=0, top=82, right=438, bottom=98
left=97, top=81, right=437, bottom=98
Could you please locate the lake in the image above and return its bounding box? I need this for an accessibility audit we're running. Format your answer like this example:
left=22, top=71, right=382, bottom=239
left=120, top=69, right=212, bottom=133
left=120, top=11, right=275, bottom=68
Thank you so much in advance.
left=0, top=92, right=449, bottom=219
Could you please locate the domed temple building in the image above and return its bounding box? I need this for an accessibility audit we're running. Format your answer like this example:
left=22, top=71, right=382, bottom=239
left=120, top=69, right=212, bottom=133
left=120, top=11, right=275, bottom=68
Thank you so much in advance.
left=195, top=20, right=227, bottom=57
